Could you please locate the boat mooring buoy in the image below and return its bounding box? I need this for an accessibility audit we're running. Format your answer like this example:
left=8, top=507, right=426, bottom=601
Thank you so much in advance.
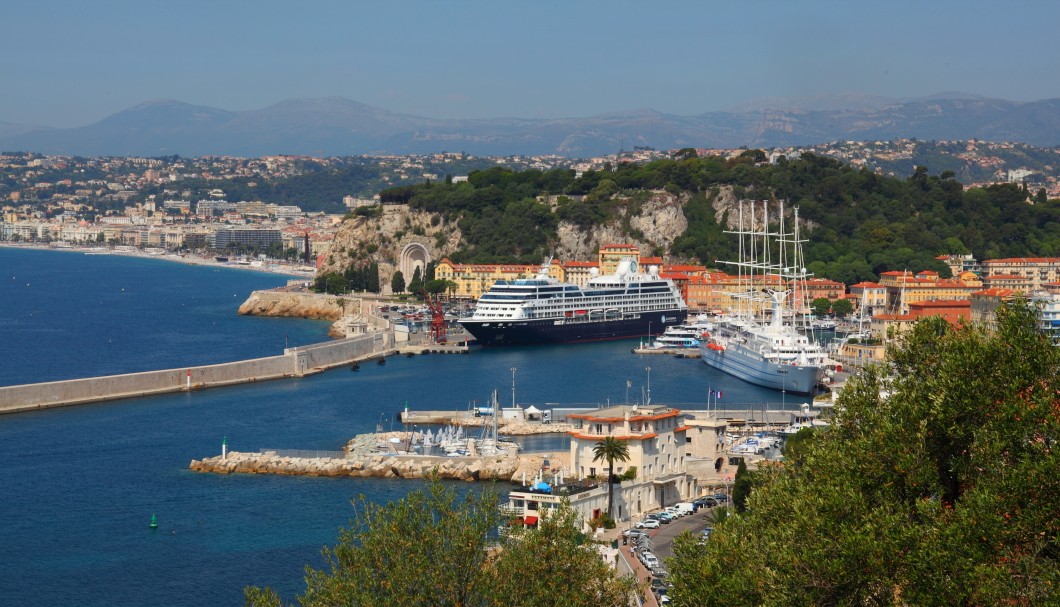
left=150, top=514, right=158, bottom=530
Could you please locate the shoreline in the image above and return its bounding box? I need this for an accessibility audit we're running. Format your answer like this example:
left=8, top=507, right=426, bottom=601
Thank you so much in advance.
left=0, top=241, right=317, bottom=279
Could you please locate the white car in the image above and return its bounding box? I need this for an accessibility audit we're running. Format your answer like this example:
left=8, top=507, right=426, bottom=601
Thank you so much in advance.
left=635, top=518, right=661, bottom=529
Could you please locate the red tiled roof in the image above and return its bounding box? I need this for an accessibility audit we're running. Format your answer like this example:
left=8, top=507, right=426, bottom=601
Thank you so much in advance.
left=984, top=257, right=1060, bottom=264
left=972, top=288, right=1019, bottom=297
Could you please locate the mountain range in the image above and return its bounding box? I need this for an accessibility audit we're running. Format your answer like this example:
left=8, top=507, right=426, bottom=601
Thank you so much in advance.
left=2, top=94, right=1059, bottom=158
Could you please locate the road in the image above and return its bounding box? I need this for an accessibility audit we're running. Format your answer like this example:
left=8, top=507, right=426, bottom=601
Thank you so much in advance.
left=631, top=507, right=716, bottom=562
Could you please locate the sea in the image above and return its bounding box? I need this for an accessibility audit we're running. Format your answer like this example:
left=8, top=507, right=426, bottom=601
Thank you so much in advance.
left=0, top=247, right=795, bottom=607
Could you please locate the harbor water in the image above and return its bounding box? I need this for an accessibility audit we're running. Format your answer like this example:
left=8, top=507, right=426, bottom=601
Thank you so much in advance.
left=0, top=247, right=801, bottom=607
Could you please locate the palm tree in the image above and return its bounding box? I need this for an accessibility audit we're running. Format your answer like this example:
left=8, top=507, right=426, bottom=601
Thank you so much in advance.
left=592, top=437, right=630, bottom=519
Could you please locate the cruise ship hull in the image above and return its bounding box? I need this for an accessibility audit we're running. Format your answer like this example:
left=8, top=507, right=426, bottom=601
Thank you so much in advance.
left=699, top=342, right=822, bottom=395
left=460, top=311, right=687, bottom=346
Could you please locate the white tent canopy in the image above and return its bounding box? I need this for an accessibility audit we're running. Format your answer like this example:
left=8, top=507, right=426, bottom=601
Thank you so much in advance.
left=524, top=405, right=542, bottom=414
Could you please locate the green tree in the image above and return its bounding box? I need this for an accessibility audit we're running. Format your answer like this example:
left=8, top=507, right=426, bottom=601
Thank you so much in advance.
left=591, top=437, right=630, bottom=519
left=830, top=297, right=854, bottom=318
left=810, top=297, right=832, bottom=318
left=491, top=501, right=639, bottom=606
left=390, top=270, right=405, bottom=294
left=408, top=267, right=423, bottom=295
left=246, top=480, right=638, bottom=607
left=667, top=300, right=1060, bottom=606
left=246, top=479, right=500, bottom=607
left=730, top=458, right=751, bottom=513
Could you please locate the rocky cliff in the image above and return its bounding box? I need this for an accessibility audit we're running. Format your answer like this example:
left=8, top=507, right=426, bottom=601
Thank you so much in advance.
left=320, top=188, right=729, bottom=285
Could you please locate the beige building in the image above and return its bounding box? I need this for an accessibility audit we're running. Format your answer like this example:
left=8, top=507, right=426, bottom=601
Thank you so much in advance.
left=982, top=257, right=1060, bottom=292
left=568, top=405, right=695, bottom=519
left=504, top=404, right=697, bottom=528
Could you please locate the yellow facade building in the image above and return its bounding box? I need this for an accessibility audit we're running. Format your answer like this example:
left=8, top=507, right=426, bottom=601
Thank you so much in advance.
left=434, top=258, right=565, bottom=299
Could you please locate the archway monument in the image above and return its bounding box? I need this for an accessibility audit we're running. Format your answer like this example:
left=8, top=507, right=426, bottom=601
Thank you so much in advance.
left=398, top=240, right=431, bottom=289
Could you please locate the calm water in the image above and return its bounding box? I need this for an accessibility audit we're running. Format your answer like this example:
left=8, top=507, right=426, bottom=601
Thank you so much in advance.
left=0, top=247, right=791, bottom=607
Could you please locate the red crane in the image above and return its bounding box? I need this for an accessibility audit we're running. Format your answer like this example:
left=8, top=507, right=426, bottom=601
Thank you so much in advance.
left=421, top=290, right=448, bottom=343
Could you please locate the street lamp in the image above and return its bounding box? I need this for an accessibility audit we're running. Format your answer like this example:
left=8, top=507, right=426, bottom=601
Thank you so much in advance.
left=645, top=366, right=652, bottom=405
left=511, top=367, right=517, bottom=408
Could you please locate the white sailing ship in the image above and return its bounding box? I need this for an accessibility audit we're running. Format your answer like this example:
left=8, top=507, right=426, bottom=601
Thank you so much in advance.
left=699, top=200, right=827, bottom=395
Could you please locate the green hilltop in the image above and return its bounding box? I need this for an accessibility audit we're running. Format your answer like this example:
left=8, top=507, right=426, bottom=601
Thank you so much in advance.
left=378, top=151, right=1060, bottom=283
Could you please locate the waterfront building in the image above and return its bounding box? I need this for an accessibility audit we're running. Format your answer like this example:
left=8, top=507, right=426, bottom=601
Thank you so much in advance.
left=503, top=404, right=695, bottom=528
left=434, top=258, right=564, bottom=299
left=207, top=228, right=282, bottom=250
left=802, top=277, right=846, bottom=305
left=559, top=260, right=598, bottom=288
left=849, top=281, right=888, bottom=316
left=878, top=270, right=982, bottom=313
left=598, top=244, right=640, bottom=276
left=679, top=414, right=742, bottom=490
left=568, top=404, right=695, bottom=518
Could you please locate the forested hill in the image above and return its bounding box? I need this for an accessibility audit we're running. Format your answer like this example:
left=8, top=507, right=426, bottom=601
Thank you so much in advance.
left=378, top=151, right=1060, bottom=284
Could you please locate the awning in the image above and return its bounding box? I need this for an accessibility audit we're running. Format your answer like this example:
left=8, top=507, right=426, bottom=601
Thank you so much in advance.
left=525, top=405, right=542, bottom=414
left=523, top=515, right=539, bottom=525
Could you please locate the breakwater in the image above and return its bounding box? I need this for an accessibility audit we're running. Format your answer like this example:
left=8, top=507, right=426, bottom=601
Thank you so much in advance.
left=0, top=331, right=399, bottom=415
left=190, top=450, right=521, bottom=482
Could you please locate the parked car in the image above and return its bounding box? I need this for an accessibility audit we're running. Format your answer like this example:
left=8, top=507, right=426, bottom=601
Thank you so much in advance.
left=712, top=493, right=729, bottom=502
left=622, top=529, right=648, bottom=540
left=694, top=497, right=718, bottom=508
left=648, top=512, right=673, bottom=524
left=638, top=550, right=657, bottom=565
left=635, top=518, right=660, bottom=529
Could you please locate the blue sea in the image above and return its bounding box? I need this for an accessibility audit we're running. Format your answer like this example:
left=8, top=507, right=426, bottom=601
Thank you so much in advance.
left=0, top=247, right=790, bottom=607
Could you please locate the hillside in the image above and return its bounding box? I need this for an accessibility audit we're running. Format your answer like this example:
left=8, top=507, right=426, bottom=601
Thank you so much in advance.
left=325, top=153, right=1060, bottom=287
left=5, top=94, right=1060, bottom=157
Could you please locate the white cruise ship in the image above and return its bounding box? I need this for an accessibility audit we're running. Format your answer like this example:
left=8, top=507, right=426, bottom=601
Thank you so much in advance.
left=459, top=258, right=688, bottom=345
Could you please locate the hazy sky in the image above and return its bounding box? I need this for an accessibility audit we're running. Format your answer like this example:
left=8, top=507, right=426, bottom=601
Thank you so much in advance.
left=3, top=1, right=1059, bottom=127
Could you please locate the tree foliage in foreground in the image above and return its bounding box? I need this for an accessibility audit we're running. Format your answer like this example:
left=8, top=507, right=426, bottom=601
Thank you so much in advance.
left=245, top=479, right=637, bottom=607
left=668, top=300, right=1060, bottom=606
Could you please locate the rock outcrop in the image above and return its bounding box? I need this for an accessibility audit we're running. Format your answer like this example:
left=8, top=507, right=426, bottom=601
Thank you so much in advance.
left=237, top=290, right=352, bottom=321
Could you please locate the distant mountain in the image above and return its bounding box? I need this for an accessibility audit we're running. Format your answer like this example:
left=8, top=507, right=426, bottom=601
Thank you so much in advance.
left=2, top=94, right=1060, bottom=157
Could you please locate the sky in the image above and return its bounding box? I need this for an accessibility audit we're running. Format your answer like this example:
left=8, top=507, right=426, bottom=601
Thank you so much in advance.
left=3, top=0, right=1059, bottom=128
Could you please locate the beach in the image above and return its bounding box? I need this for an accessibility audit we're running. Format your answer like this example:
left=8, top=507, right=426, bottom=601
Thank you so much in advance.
left=0, top=241, right=317, bottom=279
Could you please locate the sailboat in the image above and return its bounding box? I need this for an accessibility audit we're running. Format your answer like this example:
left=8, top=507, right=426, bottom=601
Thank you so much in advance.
left=699, top=200, right=826, bottom=395
left=476, top=390, right=519, bottom=456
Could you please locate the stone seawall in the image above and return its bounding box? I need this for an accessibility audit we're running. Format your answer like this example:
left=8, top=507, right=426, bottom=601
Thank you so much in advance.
left=0, top=332, right=390, bottom=415
left=190, top=450, right=520, bottom=482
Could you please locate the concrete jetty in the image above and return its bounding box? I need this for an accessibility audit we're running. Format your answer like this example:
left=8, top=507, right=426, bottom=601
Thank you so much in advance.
left=0, top=330, right=460, bottom=415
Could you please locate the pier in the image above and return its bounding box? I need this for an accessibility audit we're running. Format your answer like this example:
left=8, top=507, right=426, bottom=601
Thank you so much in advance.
left=0, top=331, right=466, bottom=415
